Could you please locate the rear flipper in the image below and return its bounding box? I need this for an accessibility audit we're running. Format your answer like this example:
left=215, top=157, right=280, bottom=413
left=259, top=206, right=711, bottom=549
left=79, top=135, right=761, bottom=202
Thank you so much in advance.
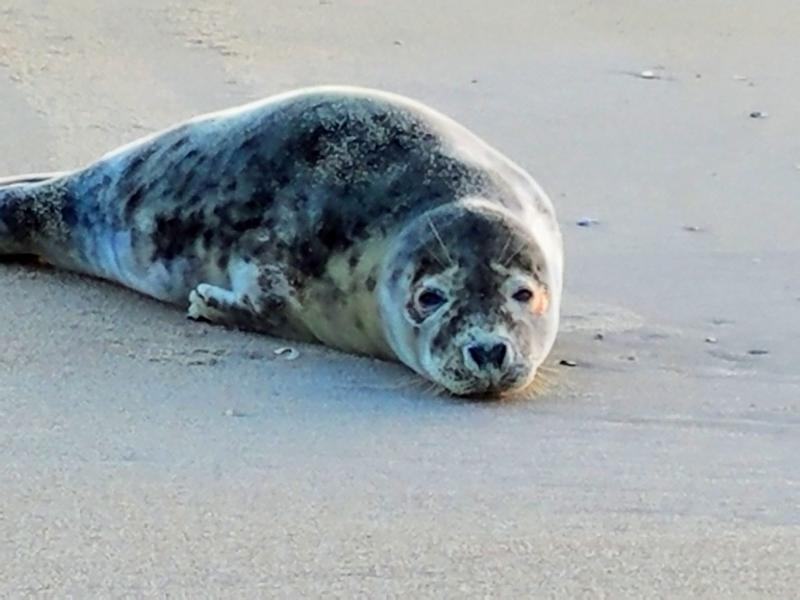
left=0, top=183, right=31, bottom=255
left=0, top=171, right=69, bottom=256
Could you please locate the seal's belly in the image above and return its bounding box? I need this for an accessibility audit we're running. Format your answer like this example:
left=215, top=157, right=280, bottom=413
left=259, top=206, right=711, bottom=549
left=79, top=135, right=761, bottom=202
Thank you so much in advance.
left=288, top=240, right=393, bottom=358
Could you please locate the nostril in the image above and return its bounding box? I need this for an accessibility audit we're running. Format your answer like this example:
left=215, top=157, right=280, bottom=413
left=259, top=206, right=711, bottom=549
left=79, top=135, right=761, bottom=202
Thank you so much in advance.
left=468, top=344, right=488, bottom=368
left=467, top=342, right=508, bottom=370
left=487, top=342, right=507, bottom=369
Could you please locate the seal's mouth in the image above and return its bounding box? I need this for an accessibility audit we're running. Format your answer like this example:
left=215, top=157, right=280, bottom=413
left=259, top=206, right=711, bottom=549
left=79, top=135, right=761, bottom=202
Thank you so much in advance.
left=441, top=368, right=533, bottom=399
left=458, top=386, right=507, bottom=401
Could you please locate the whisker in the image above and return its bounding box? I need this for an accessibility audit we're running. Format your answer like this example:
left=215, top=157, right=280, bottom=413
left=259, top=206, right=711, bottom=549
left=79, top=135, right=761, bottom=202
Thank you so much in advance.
left=516, top=367, right=559, bottom=399
left=498, top=234, right=513, bottom=265
left=427, top=382, right=445, bottom=397
left=503, top=241, right=525, bottom=268
left=426, top=249, right=446, bottom=269
left=537, top=365, right=559, bottom=378
left=524, top=380, right=551, bottom=398
left=427, top=216, right=453, bottom=266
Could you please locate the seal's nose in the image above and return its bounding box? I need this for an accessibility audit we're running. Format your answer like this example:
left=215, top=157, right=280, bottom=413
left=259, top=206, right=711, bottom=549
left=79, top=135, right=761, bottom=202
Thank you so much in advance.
left=466, top=341, right=508, bottom=371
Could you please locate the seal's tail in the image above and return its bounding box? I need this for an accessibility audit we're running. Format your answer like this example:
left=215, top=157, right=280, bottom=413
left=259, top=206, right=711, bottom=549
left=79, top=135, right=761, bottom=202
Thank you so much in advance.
left=0, top=172, right=66, bottom=255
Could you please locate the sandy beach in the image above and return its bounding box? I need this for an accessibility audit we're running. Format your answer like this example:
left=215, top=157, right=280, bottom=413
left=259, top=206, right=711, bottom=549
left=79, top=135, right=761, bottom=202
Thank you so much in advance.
left=1, top=1, right=799, bottom=596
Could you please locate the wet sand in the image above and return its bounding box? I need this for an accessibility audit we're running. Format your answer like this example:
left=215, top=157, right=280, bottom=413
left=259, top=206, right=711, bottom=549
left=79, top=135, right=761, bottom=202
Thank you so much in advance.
left=1, top=1, right=799, bottom=596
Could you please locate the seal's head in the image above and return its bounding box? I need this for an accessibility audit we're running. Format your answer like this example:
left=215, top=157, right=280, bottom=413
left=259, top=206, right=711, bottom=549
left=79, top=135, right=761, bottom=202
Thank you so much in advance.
left=378, top=199, right=561, bottom=397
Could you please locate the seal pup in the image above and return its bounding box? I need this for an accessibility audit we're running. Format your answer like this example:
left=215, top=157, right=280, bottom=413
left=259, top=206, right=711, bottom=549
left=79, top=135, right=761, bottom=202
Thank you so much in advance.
left=0, top=86, right=563, bottom=397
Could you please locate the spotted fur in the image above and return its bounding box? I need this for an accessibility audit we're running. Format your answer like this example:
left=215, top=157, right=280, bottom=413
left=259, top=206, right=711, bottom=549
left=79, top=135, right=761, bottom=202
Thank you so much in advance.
left=0, top=86, right=563, bottom=396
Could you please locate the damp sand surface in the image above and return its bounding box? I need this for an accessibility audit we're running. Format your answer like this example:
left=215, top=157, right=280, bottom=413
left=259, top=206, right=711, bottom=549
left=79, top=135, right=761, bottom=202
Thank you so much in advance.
left=1, top=1, right=799, bottom=597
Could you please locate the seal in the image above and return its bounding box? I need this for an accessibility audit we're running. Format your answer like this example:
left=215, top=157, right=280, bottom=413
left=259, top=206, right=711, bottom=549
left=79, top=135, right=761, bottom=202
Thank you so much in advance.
left=0, top=86, right=563, bottom=397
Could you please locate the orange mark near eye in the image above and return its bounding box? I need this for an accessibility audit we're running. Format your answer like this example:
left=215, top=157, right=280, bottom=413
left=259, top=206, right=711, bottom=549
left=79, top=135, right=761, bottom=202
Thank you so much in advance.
left=532, top=289, right=549, bottom=315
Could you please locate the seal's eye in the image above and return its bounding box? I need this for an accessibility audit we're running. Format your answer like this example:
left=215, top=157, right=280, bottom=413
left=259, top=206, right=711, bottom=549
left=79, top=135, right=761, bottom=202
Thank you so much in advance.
left=417, top=289, right=447, bottom=311
left=512, top=288, right=534, bottom=303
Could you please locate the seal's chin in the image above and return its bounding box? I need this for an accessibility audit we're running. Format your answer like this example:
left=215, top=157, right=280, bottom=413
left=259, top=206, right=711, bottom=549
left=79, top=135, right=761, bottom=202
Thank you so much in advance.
left=437, top=366, right=536, bottom=399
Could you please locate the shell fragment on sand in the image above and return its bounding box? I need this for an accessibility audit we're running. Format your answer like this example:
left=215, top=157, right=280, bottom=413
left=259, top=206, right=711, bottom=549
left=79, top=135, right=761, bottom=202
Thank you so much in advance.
left=274, top=346, right=300, bottom=360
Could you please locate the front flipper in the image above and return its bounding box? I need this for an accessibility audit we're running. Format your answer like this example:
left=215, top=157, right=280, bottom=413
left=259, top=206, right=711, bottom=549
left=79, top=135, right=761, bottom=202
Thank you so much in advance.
left=186, top=263, right=312, bottom=341
left=187, top=283, right=251, bottom=323
left=187, top=282, right=275, bottom=335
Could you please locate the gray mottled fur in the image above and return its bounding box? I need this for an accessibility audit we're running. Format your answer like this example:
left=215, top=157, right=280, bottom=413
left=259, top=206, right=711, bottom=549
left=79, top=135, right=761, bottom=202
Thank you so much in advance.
left=0, top=87, right=562, bottom=393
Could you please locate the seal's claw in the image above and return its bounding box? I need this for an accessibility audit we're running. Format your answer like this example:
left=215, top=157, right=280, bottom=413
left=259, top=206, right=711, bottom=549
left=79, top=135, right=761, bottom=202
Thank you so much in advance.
left=187, top=281, right=258, bottom=326
left=187, top=288, right=209, bottom=321
left=187, top=284, right=230, bottom=322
